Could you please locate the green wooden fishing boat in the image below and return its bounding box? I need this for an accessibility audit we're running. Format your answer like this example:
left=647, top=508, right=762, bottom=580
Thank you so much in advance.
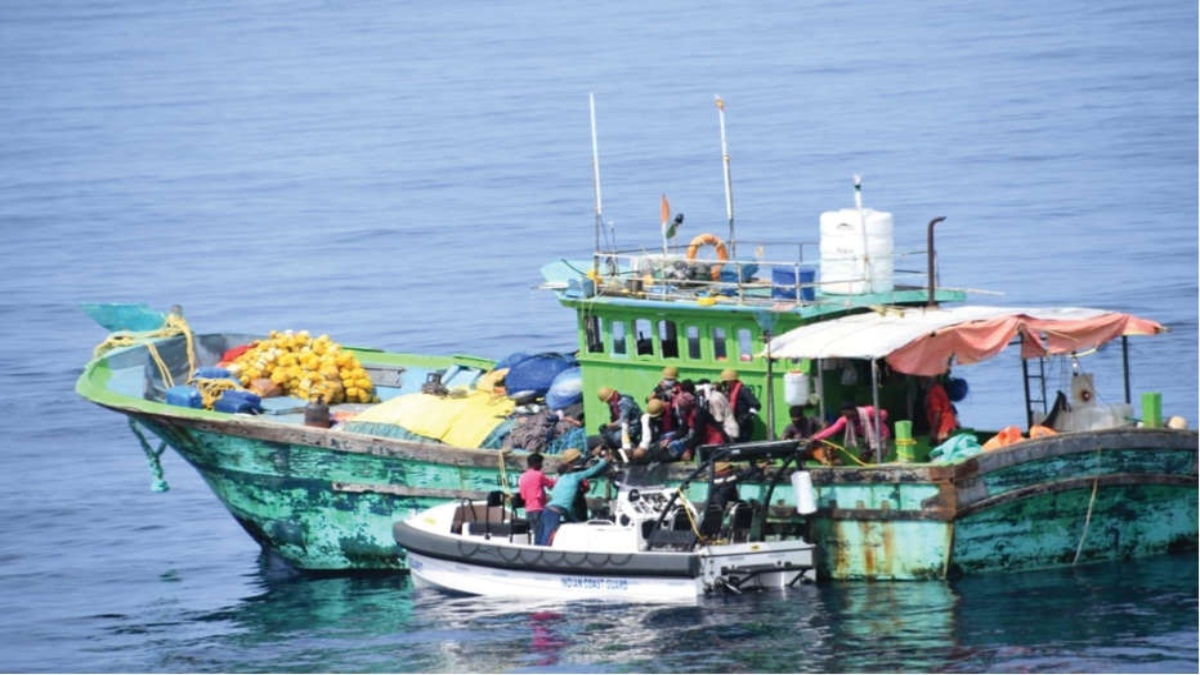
left=75, top=101, right=1197, bottom=578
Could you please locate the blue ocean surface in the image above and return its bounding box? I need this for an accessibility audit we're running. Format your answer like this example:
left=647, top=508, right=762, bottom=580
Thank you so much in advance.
left=0, top=0, right=1195, bottom=672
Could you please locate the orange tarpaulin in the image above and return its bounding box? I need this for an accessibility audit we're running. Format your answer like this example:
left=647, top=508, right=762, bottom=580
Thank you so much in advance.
left=764, top=305, right=1166, bottom=376
left=888, top=310, right=1166, bottom=375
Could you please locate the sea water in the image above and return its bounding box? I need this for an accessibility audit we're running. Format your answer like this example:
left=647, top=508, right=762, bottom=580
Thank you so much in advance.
left=0, top=0, right=1195, bottom=672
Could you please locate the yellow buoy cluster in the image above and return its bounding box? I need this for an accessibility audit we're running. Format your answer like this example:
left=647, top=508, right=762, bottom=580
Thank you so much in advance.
left=228, top=330, right=376, bottom=404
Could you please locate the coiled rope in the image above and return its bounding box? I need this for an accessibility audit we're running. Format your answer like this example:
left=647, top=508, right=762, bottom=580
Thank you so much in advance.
left=92, top=310, right=197, bottom=387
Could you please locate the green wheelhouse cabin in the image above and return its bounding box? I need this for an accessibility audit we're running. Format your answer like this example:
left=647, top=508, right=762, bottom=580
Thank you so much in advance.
left=540, top=242, right=968, bottom=442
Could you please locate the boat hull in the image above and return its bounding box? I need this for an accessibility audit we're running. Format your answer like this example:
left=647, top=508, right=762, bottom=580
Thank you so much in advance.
left=807, top=428, right=1198, bottom=579
left=82, top=338, right=1197, bottom=578
left=124, top=409, right=1196, bottom=578
left=407, top=552, right=704, bottom=602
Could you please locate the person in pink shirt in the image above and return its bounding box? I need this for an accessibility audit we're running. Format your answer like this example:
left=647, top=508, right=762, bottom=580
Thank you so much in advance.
left=518, top=453, right=556, bottom=541
left=811, top=400, right=891, bottom=462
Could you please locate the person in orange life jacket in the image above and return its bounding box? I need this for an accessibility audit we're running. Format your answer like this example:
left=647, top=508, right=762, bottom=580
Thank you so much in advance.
left=811, top=400, right=891, bottom=461
left=596, top=386, right=641, bottom=453
left=517, top=453, right=555, bottom=541
left=923, top=377, right=960, bottom=444
left=536, top=447, right=611, bottom=546
left=720, top=369, right=761, bottom=442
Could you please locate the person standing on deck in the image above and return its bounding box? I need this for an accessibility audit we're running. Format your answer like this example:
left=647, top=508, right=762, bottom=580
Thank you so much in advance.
left=536, top=448, right=610, bottom=546
left=720, top=369, right=761, bottom=443
left=696, top=378, right=738, bottom=443
left=517, top=453, right=555, bottom=541
left=923, top=377, right=960, bottom=444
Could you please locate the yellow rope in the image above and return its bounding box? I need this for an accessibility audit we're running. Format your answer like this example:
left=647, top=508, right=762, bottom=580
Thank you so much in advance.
left=1072, top=446, right=1103, bottom=565
left=192, top=378, right=240, bottom=409
left=676, top=487, right=707, bottom=542
left=92, top=311, right=198, bottom=385
left=497, top=450, right=511, bottom=497
left=818, top=439, right=874, bottom=467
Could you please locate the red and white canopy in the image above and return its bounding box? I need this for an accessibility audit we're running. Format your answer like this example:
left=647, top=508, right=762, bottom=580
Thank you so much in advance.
left=764, top=305, right=1165, bottom=376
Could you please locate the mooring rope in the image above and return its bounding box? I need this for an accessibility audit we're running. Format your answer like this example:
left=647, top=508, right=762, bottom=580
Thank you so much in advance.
left=128, top=418, right=169, bottom=492
left=1073, top=447, right=1103, bottom=566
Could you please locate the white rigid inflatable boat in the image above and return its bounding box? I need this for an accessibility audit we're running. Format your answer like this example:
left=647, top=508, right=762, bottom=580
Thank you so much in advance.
left=393, top=440, right=818, bottom=603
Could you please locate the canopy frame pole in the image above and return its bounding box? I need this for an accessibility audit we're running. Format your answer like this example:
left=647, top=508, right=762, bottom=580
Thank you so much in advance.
left=926, top=216, right=947, bottom=307
left=817, top=360, right=826, bottom=422
left=765, top=330, right=775, bottom=440
left=871, top=359, right=882, bottom=463
left=1020, top=333, right=1035, bottom=429
left=1121, top=335, right=1132, bottom=404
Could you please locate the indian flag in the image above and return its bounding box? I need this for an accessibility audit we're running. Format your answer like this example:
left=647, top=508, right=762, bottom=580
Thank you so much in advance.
left=661, top=194, right=679, bottom=239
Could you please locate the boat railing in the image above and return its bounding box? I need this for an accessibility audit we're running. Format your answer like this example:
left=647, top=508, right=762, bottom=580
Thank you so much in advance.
left=583, top=240, right=930, bottom=307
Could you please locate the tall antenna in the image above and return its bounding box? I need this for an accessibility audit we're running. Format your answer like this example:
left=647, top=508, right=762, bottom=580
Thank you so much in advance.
left=715, top=95, right=735, bottom=258
left=589, top=93, right=604, bottom=272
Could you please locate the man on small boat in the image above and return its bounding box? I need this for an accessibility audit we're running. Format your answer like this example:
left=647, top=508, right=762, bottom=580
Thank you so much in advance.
left=518, top=453, right=556, bottom=541
left=536, top=448, right=611, bottom=546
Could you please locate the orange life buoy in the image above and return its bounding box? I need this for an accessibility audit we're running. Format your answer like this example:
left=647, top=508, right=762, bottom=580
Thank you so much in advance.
left=685, top=233, right=729, bottom=280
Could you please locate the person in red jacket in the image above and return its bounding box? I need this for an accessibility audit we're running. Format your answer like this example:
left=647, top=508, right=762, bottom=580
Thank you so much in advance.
left=924, top=377, right=960, bottom=444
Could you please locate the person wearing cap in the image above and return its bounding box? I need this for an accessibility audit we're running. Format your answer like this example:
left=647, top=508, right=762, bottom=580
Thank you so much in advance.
left=696, top=379, right=729, bottom=441
left=719, top=369, right=761, bottom=442
left=699, top=461, right=743, bottom=537
left=596, top=386, right=642, bottom=453
left=517, top=453, right=556, bottom=542
left=634, top=398, right=677, bottom=461
left=535, top=448, right=610, bottom=546
left=652, top=365, right=682, bottom=402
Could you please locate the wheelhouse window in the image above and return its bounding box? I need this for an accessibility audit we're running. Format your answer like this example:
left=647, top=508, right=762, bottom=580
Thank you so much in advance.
left=611, top=321, right=628, bottom=356
left=737, top=328, right=754, bottom=362
left=584, top=316, right=603, bottom=354
left=685, top=325, right=701, bottom=360
left=712, top=327, right=728, bottom=361
left=635, top=318, right=654, bottom=356
left=658, top=319, right=679, bottom=359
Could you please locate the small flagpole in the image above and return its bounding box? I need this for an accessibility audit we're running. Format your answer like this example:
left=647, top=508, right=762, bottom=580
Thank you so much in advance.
left=716, top=95, right=735, bottom=258
left=589, top=93, right=604, bottom=274
left=660, top=194, right=670, bottom=258
left=854, top=174, right=870, bottom=292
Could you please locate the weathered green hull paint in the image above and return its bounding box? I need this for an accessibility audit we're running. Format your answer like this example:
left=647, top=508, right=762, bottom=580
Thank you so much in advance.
left=806, top=429, right=1198, bottom=579
left=79, top=325, right=1197, bottom=578
left=138, top=415, right=527, bottom=571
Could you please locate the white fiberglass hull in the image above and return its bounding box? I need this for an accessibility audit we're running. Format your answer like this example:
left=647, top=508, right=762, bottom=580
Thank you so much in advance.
left=407, top=551, right=705, bottom=603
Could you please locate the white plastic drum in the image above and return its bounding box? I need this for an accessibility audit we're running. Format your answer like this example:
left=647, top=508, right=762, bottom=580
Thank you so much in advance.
left=784, top=370, right=810, bottom=405
left=790, top=471, right=818, bottom=515
left=818, top=208, right=895, bottom=294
